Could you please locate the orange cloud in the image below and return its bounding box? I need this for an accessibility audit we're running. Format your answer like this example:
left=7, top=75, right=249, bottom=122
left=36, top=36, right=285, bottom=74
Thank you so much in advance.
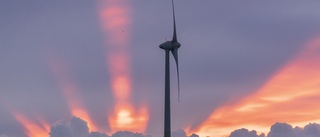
left=98, top=0, right=149, bottom=133
left=194, top=37, right=320, bottom=137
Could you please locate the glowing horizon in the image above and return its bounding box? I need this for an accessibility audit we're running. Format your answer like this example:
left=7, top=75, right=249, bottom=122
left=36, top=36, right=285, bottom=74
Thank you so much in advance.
left=193, top=37, right=320, bottom=137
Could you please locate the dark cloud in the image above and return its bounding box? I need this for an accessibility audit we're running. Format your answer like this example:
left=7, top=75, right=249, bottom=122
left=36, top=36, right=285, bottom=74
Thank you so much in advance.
left=50, top=118, right=73, bottom=137
left=50, top=116, right=106, bottom=137
left=171, top=129, right=187, bottom=137
left=89, top=132, right=109, bottom=137
left=47, top=117, right=320, bottom=137
left=229, top=128, right=265, bottom=137
left=50, top=116, right=154, bottom=137
left=265, top=122, right=320, bottom=137
left=267, top=122, right=298, bottom=137
left=111, top=131, right=151, bottom=137
left=109, top=128, right=199, bottom=137
left=189, top=133, right=199, bottom=137
left=229, top=123, right=320, bottom=137
left=302, top=123, right=320, bottom=137
left=70, top=116, right=90, bottom=137
left=49, top=116, right=201, bottom=137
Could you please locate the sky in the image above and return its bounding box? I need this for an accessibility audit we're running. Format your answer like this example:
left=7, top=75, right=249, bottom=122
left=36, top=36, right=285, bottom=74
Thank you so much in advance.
left=1, top=0, right=320, bottom=137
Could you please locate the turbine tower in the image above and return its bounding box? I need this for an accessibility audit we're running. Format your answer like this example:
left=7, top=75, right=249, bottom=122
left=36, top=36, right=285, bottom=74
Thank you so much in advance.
left=159, top=0, right=181, bottom=137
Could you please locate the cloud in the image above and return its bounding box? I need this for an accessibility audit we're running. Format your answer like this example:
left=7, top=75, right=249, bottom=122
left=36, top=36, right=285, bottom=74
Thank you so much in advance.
left=172, top=129, right=187, bottom=137
left=0, top=135, right=9, bottom=137
left=171, top=129, right=200, bottom=137
left=48, top=116, right=202, bottom=137
left=228, top=123, right=320, bottom=137
left=189, top=133, right=199, bottom=137
left=89, top=132, right=109, bottom=137
left=267, top=122, right=298, bottom=137
left=111, top=131, right=150, bottom=137
left=49, top=116, right=154, bottom=137
left=109, top=129, right=199, bottom=137
left=50, top=116, right=106, bottom=137
left=70, top=116, right=90, bottom=137
left=240, top=122, right=320, bottom=137
left=47, top=116, right=320, bottom=137
left=229, top=128, right=265, bottom=137
left=302, top=123, right=320, bottom=137
left=50, top=118, right=73, bottom=137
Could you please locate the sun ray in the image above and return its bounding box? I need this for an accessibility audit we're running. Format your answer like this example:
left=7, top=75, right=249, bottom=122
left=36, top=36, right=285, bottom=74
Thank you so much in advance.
left=13, top=112, right=50, bottom=137
left=0, top=95, right=51, bottom=137
left=97, top=0, right=149, bottom=133
left=48, top=58, right=99, bottom=132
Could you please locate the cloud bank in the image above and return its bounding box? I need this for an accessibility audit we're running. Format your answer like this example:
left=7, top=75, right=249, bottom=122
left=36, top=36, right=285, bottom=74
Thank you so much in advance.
left=267, top=122, right=320, bottom=137
left=47, top=116, right=320, bottom=137
left=48, top=116, right=199, bottom=137
left=2, top=116, right=320, bottom=137
left=229, top=122, right=320, bottom=137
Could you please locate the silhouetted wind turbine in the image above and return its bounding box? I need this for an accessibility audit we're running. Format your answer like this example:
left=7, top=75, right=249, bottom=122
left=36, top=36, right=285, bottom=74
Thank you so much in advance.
left=159, top=0, right=181, bottom=137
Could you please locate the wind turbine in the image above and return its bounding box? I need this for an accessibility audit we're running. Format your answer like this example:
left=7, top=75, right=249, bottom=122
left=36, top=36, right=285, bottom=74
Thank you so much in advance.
left=159, top=0, right=181, bottom=137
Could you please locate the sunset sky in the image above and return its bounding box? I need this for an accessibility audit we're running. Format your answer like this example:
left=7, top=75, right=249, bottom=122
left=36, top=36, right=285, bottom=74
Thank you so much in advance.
left=1, top=0, right=320, bottom=137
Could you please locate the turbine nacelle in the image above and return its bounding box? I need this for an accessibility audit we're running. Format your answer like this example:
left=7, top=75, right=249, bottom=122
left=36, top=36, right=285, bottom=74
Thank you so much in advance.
left=159, top=41, right=181, bottom=51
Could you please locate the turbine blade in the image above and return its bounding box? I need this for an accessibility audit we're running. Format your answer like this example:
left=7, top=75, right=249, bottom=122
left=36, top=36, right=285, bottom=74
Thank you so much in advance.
left=171, top=0, right=177, bottom=42
left=171, top=48, right=180, bottom=102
